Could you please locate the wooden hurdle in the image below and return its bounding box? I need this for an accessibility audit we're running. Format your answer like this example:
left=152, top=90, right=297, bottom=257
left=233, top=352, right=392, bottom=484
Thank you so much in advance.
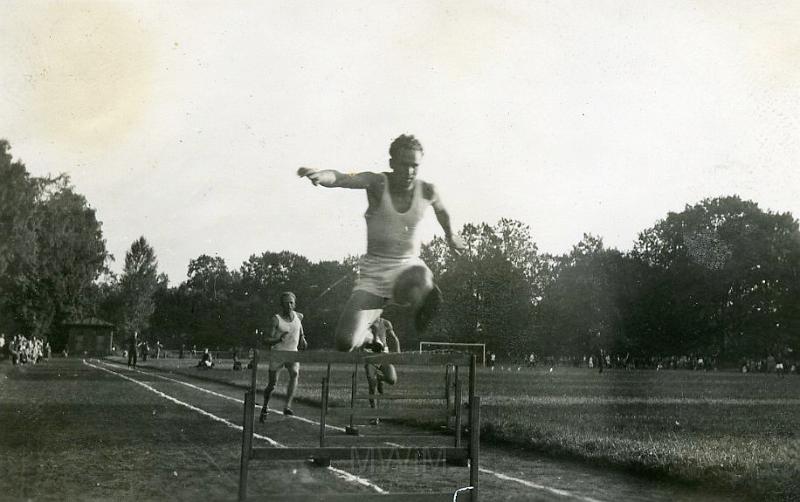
left=238, top=350, right=481, bottom=501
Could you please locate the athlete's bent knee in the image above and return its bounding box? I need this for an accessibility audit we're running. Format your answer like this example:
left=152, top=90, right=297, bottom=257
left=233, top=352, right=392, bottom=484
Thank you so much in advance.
left=393, top=265, right=433, bottom=307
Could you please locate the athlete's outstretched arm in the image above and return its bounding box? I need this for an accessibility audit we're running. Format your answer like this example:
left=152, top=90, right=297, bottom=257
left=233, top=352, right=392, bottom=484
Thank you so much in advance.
left=429, top=185, right=466, bottom=254
left=298, top=168, right=381, bottom=189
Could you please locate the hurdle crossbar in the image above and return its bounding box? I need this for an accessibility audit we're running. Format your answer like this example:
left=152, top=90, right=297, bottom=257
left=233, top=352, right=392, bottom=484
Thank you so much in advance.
left=264, top=350, right=473, bottom=365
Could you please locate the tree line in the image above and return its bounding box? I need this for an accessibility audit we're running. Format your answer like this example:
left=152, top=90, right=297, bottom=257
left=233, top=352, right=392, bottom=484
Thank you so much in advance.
left=1, top=140, right=108, bottom=348
left=2, top=140, right=798, bottom=363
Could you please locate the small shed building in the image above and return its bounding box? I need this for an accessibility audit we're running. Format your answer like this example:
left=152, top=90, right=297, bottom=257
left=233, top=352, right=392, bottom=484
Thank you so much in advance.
left=64, top=317, right=115, bottom=356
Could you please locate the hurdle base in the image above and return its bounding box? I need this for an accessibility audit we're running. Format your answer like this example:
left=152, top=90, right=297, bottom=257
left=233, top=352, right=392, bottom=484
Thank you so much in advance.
left=345, top=426, right=360, bottom=436
left=311, top=458, right=331, bottom=468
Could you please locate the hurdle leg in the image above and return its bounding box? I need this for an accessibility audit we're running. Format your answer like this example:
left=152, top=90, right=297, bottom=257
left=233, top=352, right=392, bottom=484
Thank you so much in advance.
left=250, top=350, right=259, bottom=410
left=445, top=363, right=454, bottom=428
left=314, top=366, right=331, bottom=467
left=447, top=371, right=468, bottom=467
left=319, top=377, right=327, bottom=447
left=469, top=396, right=481, bottom=501
left=454, top=366, right=462, bottom=447
left=238, top=391, right=255, bottom=501
left=346, top=363, right=359, bottom=435
left=320, top=363, right=331, bottom=446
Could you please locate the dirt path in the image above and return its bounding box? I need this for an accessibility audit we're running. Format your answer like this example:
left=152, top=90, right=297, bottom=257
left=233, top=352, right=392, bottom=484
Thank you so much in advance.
left=87, top=359, right=745, bottom=502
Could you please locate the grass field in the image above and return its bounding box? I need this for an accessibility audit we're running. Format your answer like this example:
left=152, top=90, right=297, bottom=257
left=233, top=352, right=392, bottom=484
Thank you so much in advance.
left=477, top=368, right=800, bottom=501
left=143, top=355, right=800, bottom=501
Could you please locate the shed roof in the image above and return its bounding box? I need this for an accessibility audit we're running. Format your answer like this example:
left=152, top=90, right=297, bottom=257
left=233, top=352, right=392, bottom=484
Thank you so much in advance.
left=63, top=317, right=115, bottom=328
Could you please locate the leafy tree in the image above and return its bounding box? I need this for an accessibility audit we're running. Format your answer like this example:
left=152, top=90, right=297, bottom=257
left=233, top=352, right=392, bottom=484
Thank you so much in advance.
left=31, top=187, right=109, bottom=339
left=120, top=237, right=160, bottom=335
left=149, top=252, right=356, bottom=351
left=0, top=142, right=33, bottom=333
left=240, top=251, right=312, bottom=294
left=1, top=142, right=109, bottom=345
left=186, top=255, right=235, bottom=301
left=90, top=271, right=124, bottom=328
left=0, top=140, right=38, bottom=284
left=182, top=254, right=241, bottom=348
left=149, top=282, right=195, bottom=349
left=535, top=234, right=638, bottom=358
left=632, top=196, right=800, bottom=361
left=239, top=251, right=312, bottom=327
left=422, top=220, right=542, bottom=356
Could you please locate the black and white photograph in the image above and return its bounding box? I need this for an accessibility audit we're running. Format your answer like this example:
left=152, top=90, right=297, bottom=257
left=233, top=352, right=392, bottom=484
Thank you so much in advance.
left=1, top=1, right=798, bottom=501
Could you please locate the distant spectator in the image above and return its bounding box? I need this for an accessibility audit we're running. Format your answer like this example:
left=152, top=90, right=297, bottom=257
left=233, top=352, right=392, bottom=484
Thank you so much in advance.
left=18, top=336, right=28, bottom=364
left=127, top=332, right=139, bottom=368
left=10, top=336, right=20, bottom=365
left=197, top=348, right=214, bottom=369
left=232, top=352, right=243, bottom=371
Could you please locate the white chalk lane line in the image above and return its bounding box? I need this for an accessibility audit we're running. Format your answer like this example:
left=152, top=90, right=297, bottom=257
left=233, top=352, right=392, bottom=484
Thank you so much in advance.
left=83, top=359, right=385, bottom=494
left=99, top=360, right=605, bottom=501
left=479, top=467, right=604, bottom=502
left=97, top=360, right=348, bottom=433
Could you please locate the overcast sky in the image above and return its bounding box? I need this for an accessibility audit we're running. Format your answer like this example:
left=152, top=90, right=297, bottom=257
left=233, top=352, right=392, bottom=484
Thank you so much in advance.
left=2, top=1, right=798, bottom=283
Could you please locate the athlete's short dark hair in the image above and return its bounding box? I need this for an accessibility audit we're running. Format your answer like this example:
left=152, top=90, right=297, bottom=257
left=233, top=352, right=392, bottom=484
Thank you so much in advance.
left=389, top=134, right=424, bottom=158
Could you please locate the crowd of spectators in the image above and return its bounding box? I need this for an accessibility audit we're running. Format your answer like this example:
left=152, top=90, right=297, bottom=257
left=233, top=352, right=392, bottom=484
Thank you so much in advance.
left=122, top=340, right=167, bottom=362
left=0, top=333, right=51, bottom=365
left=491, top=350, right=798, bottom=375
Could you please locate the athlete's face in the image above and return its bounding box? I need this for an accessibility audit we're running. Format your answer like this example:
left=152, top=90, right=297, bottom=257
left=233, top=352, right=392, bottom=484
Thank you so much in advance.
left=280, top=296, right=295, bottom=315
left=389, top=148, right=422, bottom=190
